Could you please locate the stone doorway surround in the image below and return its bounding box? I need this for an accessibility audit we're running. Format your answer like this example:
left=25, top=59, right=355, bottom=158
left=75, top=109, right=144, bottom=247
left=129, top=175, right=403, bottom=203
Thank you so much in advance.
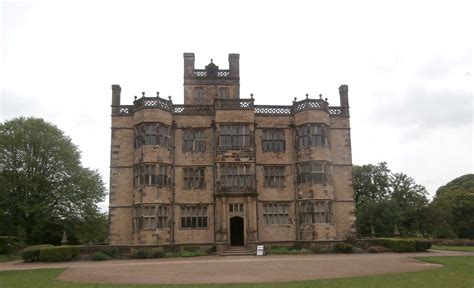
left=229, top=216, right=244, bottom=246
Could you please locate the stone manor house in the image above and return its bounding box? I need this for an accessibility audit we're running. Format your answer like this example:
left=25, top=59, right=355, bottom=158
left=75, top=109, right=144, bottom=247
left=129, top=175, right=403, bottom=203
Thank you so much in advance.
left=109, top=53, right=356, bottom=250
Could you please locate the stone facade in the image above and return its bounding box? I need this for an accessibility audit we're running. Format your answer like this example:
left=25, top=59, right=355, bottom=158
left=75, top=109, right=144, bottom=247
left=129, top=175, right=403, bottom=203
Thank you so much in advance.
left=109, top=53, right=356, bottom=250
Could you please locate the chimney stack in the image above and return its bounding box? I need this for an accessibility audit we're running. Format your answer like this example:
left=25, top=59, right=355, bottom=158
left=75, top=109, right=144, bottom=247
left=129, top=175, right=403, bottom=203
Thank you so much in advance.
left=339, top=85, right=349, bottom=107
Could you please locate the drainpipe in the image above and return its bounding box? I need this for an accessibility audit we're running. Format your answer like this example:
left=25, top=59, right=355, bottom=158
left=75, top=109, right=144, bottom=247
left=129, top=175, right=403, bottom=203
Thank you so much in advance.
left=171, top=120, right=177, bottom=244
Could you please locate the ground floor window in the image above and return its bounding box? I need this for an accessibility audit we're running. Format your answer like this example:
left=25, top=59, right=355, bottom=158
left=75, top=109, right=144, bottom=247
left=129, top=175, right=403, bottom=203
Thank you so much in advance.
left=133, top=204, right=170, bottom=230
left=262, top=203, right=290, bottom=225
left=299, top=200, right=332, bottom=224
left=180, top=206, right=208, bottom=229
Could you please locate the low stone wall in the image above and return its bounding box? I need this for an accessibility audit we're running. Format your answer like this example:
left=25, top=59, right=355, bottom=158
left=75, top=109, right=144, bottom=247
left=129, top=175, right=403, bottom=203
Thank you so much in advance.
left=78, top=243, right=216, bottom=255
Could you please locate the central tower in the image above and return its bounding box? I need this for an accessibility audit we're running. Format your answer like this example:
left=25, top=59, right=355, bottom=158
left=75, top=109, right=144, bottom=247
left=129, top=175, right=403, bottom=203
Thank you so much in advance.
left=183, top=53, right=240, bottom=105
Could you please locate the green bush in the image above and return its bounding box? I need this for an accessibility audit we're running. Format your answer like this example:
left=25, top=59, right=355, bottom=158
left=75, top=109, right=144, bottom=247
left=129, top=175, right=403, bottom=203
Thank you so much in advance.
left=438, top=239, right=474, bottom=246
left=180, top=249, right=207, bottom=257
left=415, top=240, right=433, bottom=251
left=102, top=247, right=120, bottom=258
left=91, top=252, right=111, bottom=261
left=367, top=245, right=392, bottom=253
left=38, top=246, right=79, bottom=262
left=266, top=246, right=312, bottom=255
left=0, top=237, right=23, bottom=254
left=376, top=238, right=416, bottom=252
left=130, top=248, right=164, bottom=259
left=21, top=244, right=54, bottom=262
left=333, top=243, right=354, bottom=253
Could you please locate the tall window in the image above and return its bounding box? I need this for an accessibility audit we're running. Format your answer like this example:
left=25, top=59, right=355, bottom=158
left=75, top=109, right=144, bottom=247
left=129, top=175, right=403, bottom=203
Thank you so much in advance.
left=133, top=204, right=170, bottom=230
left=297, top=124, right=329, bottom=148
left=219, top=87, right=229, bottom=98
left=183, top=129, right=206, bottom=152
left=183, top=167, right=205, bottom=189
left=264, top=166, right=285, bottom=187
left=219, top=125, right=250, bottom=148
left=299, top=201, right=332, bottom=224
left=220, top=164, right=252, bottom=189
left=194, top=87, right=204, bottom=104
left=296, top=161, right=329, bottom=184
left=262, top=203, right=290, bottom=225
left=133, top=163, right=172, bottom=187
left=180, top=206, right=208, bottom=229
left=134, top=123, right=171, bottom=148
left=262, top=129, right=285, bottom=152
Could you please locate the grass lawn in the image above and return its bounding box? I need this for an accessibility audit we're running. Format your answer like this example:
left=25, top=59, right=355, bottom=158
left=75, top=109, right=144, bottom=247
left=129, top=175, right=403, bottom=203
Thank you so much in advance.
left=431, top=245, right=474, bottom=252
left=0, top=254, right=20, bottom=262
left=0, top=256, right=472, bottom=288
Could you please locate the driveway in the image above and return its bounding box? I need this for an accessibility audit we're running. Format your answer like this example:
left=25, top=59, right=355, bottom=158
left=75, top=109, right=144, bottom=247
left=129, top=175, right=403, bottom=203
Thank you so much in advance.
left=1, top=250, right=472, bottom=284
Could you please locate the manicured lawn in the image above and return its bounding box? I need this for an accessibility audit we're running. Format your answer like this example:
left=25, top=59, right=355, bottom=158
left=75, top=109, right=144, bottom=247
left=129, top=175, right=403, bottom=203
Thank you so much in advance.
left=431, top=245, right=474, bottom=252
left=0, top=254, right=20, bottom=262
left=0, top=256, right=472, bottom=288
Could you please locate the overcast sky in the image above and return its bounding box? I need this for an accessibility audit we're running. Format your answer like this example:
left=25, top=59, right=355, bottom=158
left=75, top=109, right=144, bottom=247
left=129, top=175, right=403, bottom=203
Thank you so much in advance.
left=2, top=0, right=472, bottom=209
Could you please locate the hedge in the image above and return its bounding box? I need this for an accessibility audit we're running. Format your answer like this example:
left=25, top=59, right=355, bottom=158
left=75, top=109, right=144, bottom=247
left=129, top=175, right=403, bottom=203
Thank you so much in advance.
left=333, top=243, right=354, bottom=253
left=21, top=245, right=54, bottom=262
left=38, top=246, right=80, bottom=262
left=375, top=238, right=416, bottom=252
left=415, top=240, right=432, bottom=251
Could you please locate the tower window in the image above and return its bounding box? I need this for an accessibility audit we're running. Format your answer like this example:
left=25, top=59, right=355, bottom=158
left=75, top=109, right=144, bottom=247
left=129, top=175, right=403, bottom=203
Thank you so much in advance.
left=194, top=87, right=204, bottom=104
left=219, top=87, right=229, bottom=99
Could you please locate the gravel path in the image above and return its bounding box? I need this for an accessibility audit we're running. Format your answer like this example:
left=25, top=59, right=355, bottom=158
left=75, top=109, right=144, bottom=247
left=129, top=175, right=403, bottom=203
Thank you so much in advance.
left=1, top=250, right=472, bottom=284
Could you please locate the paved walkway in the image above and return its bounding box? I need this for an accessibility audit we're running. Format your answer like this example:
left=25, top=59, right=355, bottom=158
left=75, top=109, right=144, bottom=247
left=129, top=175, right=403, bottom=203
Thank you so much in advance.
left=1, top=250, right=472, bottom=284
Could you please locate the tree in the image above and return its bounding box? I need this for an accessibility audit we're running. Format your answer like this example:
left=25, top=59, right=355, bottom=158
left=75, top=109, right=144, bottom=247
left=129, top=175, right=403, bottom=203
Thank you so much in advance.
left=0, top=117, right=106, bottom=244
left=353, top=162, right=429, bottom=237
left=429, top=174, right=474, bottom=239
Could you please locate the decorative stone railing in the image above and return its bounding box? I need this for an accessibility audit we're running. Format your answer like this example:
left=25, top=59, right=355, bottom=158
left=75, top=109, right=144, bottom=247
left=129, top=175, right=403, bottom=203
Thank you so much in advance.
left=112, top=97, right=349, bottom=117
left=215, top=98, right=254, bottom=110
left=192, top=69, right=231, bottom=78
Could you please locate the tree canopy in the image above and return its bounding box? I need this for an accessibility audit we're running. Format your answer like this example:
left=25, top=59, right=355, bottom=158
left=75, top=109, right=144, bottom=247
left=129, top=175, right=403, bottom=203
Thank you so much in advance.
left=0, top=117, right=106, bottom=244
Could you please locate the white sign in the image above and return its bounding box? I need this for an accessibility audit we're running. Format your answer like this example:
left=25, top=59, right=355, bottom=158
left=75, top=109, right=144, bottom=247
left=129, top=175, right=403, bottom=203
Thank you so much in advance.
left=256, top=245, right=265, bottom=256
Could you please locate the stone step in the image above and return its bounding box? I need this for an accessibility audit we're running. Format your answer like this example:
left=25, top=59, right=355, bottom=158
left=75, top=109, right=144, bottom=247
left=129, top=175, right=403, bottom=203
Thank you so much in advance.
left=220, top=250, right=255, bottom=256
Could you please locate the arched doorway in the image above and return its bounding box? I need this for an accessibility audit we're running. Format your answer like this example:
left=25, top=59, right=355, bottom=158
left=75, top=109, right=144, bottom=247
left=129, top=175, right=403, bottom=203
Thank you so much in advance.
left=230, top=216, right=244, bottom=246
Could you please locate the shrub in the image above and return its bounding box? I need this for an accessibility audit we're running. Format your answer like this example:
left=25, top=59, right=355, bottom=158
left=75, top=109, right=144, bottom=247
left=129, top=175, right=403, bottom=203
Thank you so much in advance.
left=333, top=243, right=354, bottom=253
left=415, top=240, right=433, bottom=251
left=438, top=239, right=474, bottom=247
left=103, top=247, right=120, bottom=258
left=180, top=249, right=207, bottom=257
left=91, top=252, right=111, bottom=261
left=21, top=244, right=54, bottom=262
left=130, top=248, right=164, bottom=259
left=0, top=236, right=23, bottom=254
left=367, top=245, right=392, bottom=253
left=267, top=246, right=292, bottom=254
left=38, top=246, right=79, bottom=262
left=376, top=238, right=416, bottom=252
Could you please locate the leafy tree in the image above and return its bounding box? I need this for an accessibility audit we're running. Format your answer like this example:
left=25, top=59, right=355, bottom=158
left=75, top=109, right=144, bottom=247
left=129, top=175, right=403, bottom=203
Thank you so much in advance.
left=353, top=163, right=429, bottom=237
left=0, top=117, right=106, bottom=244
left=429, top=174, right=474, bottom=239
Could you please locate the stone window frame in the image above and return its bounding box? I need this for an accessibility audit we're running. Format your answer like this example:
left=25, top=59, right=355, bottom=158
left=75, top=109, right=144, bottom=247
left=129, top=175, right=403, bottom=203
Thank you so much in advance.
left=262, top=129, right=285, bottom=152
left=296, top=123, right=329, bottom=148
left=219, top=124, right=250, bottom=148
left=133, top=204, right=170, bottom=230
left=263, top=165, right=286, bottom=187
left=299, top=200, right=333, bottom=224
left=229, top=203, right=244, bottom=213
left=183, top=166, right=206, bottom=189
left=220, top=164, right=252, bottom=189
left=296, top=161, right=330, bottom=185
left=219, top=87, right=229, bottom=99
left=180, top=205, right=208, bottom=229
left=194, top=87, right=204, bottom=104
left=134, top=122, right=171, bottom=149
left=182, top=129, right=206, bottom=152
left=262, top=202, right=290, bottom=225
left=133, top=163, right=172, bottom=187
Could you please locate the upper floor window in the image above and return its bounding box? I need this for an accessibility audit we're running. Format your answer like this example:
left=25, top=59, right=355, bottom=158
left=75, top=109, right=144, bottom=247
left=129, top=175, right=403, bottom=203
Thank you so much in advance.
left=183, top=129, right=206, bottom=152
left=264, top=166, right=285, bottom=187
left=296, top=124, right=329, bottom=148
left=299, top=200, right=332, bottom=224
left=134, top=123, right=171, bottom=149
left=133, top=204, right=170, bottom=230
left=262, top=129, right=285, bottom=152
left=296, top=161, right=329, bottom=185
left=219, top=87, right=229, bottom=99
left=180, top=206, right=208, bottom=229
left=219, top=125, right=250, bottom=148
left=133, top=163, right=172, bottom=187
left=183, top=167, right=205, bottom=189
left=220, top=164, right=251, bottom=189
left=262, top=203, right=290, bottom=225
left=194, top=87, right=204, bottom=104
